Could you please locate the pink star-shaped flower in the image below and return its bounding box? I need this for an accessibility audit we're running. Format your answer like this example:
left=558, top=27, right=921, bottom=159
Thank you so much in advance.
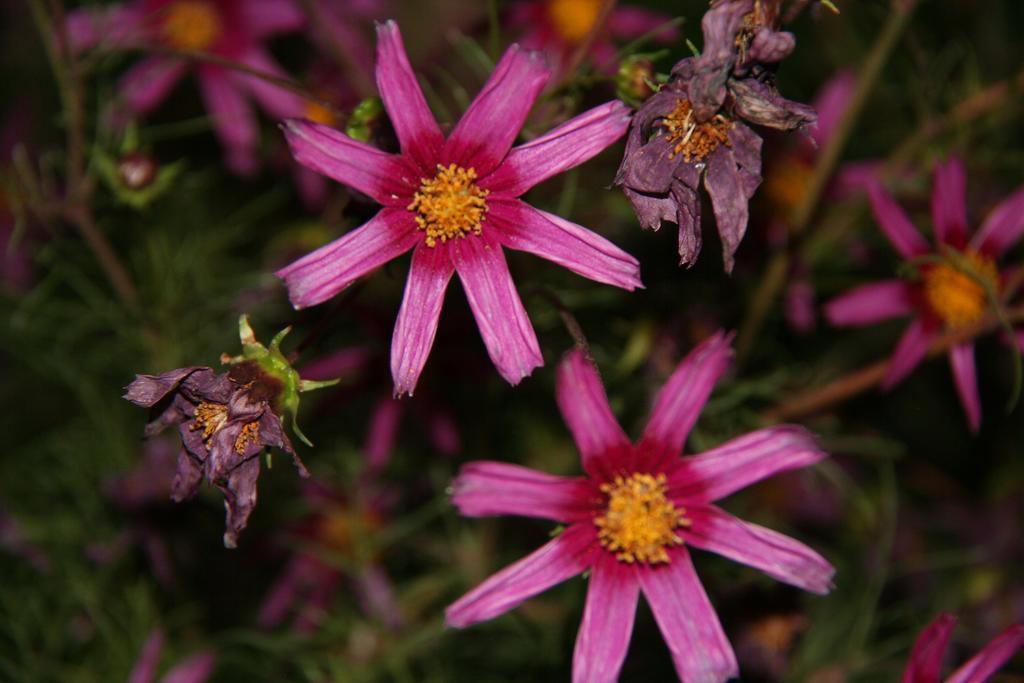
left=445, top=332, right=834, bottom=682
left=278, top=21, right=642, bottom=395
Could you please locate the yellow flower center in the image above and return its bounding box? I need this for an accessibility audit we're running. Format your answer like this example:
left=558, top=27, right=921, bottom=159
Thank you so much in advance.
left=763, top=156, right=812, bottom=216
left=161, top=0, right=222, bottom=51
left=547, top=0, right=603, bottom=43
left=408, top=164, right=489, bottom=247
left=192, top=401, right=228, bottom=441
left=304, top=100, right=338, bottom=128
left=595, top=473, right=690, bottom=565
left=922, top=250, right=1000, bottom=329
left=662, top=99, right=733, bottom=164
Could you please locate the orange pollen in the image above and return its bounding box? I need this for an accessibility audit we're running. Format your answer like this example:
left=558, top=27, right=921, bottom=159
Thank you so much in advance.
left=304, top=95, right=338, bottom=127
left=662, top=99, right=733, bottom=164
left=233, top=421, right=261, bottom=455
left=922, top=250, right=1000, bottom=329
left=594, top=473, right=689, bottom=565
left=408, top=164, right=489, bottom=247
left=191, top=401, right=228, bottom=442
left=547, top=0, right=603, bottom=43
left=161, top=1, right=222, bottom=51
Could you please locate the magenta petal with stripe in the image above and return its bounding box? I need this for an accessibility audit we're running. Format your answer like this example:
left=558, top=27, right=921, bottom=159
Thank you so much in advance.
left=451, top=461, right=594, bottom=523
left=450, top=236, right=543, bottom=386
left=882, top=319, right=936, bottom=390
left=374, top=21, right=444, bottom=170
left=867, top=181, right=931, bottom=259
left=825, top=280, right=915, bottom=327
left=276, top=208, right=419, bottom=309
left=683, top=505, right=835, bottom=594
left=442, top=46, right=550, bottom=176
left=667, top=425, right=827, bottom=504
left=572, top=554, right=639, bottom=683
left=444, top=523, right=596, bottom=628
left=390, top=243, right=455, bottom=396
left=481, top=101, right=632, bottom=197
left=946, top=624, right=1024, bottom=683
left=639, top=331, right=733, bottom=464
left=903, top=613, right=956, bottom=683
left=949, top=344, right=981, bottom=433
left=555, top=349, right=632, bottom=476
left=489, top=199, right=642, bottom=291
left=931, top=157, right=969, bottom=247
left=638, top=549, right=739, bottom=683
left=970, top=186, right=1024, bottom=257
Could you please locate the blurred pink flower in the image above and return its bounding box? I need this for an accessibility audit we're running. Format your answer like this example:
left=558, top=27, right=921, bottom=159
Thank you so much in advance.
left=278, top=21, right=641, bottom=395
left=825, top=157, right=1024, bottom=432
left=903, top=613, right=1024, bottom=683
left=127, top=629, right=214, bottom=683
left=446, top=332, right=834, bottom=683
left=65, top=0, right=306, bottom=175
left=258, top=479, right=402, bottom=633
left=505, top=0, right=677, bottom=77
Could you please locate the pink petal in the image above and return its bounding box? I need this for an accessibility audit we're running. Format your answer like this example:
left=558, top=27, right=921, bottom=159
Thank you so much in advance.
left=809, top=70, right=855, bottom=149
left=281, top=118, right=417, bottom=206
left=683, top=504, right=834, bottom=594
left=118, top=57, right=186, bottom=116
left=161, top=652, right=215, bottom=683
left=481, top=101, right=631, bottom=197
left=451, top=460, right=595, bottom=523
left=555, top=348, right=633, bottom=477
left=867, top=181, right=931, bottom=259
left=445, top=523, right=597, bottom=628
left=364, top=397, right=403, bottom=472
left=65, top=5, right=146, bottom=52
left=129, top=630, right=165, bottom=683
left=931, top=157, right=969, bottom=247
left=489, top=199, right=642, bottom=290
left=970, top=186, right=1024, bottom=257
left=391, top=242, right=455, bottom=396
left=234, top=47, right=304, bottom=120
left=197, top=69, right=259, bottom=175
left=450, top=236, right=543, bottom=386
left=443, top=45, right=551, bottom=177
left=607, top=6, right=679, bottom=42
left=276, top=208, right=419, bottom=309
left=949, top=344, right=982, bottom=433
left=241, top=0, right=306, bottom=38
left=946, top=624, right=1024, bottom=683
left=825, top=280, right=915, bottom=327
left=572, top=553, right=640, bottom=683
left=882, top=318, right=936, bottom=390
left=639, top=331, right=733, bottom=465
left=637, top=547, right=739, bottom=683
left=668, top=426, right=826, bottom=504
left=902, top=613, right=956, bottom=683
left=374, top=21, right=444, bottom=170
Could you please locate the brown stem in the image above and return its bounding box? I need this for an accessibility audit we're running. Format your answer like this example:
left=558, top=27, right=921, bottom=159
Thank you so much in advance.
left=735, top=0, right=918, bottom=364
left=762, top=305, right=1024, bottom=423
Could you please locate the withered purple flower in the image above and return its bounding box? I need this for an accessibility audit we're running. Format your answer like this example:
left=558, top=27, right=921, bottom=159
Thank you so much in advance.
left=124, top=316, right=335, bottom=547
left=615, top=0, right=816, bottom=271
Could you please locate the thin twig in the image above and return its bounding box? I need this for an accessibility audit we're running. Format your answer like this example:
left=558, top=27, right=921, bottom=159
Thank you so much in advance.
left=735, top=0, right=918, bottom=364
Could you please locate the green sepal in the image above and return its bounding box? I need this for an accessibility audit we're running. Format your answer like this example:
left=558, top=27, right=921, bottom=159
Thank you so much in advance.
left=345, top=96, right=384, bottom=142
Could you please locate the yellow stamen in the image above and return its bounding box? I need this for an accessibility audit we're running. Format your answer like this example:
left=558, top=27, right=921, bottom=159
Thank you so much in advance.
left=595, top=473, right=690, bottom=565
left=408, top=164, right=489, bottom=247
left=923, top=250, right=999, bottom=329
left=161, top=1, right=222, bottom=52
left=662, top=99, right=733, bottom=164
left=547, top=0, right=603, bottom=43
left=192, top=401, right=228, bottom=441
left=304, top=100, right=337, bottom=128
left=233, top=421, right=261, bottom=455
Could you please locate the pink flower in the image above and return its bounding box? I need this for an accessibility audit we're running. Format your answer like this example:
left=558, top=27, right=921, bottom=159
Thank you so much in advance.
left=127, top=629, right=214, bottom=683
left=506, top=0, right=678, bottom=77
left=903, top=613, right=1024, bottom=683
left=65, top=0, right=307, bottom=175
left=278, top=21, right=642, bottom=395
left=825, top=157, right=1024, bottom=432
left=445, top=332, right=834, bottom=683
